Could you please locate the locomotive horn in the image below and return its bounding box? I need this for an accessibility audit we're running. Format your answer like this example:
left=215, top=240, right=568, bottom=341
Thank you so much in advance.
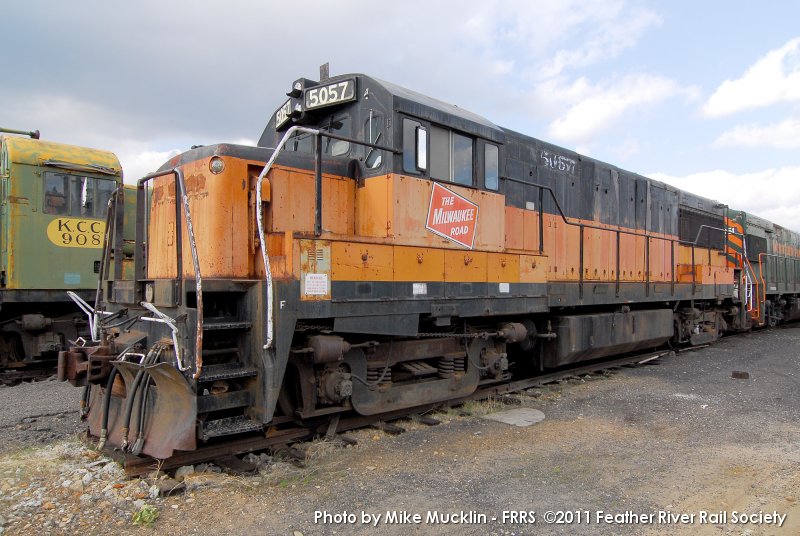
left=0, top=127, right=40, bottom=139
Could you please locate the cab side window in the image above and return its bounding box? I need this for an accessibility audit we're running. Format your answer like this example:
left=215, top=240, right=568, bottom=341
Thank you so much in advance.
left=484, top=144, right=499, bottom=190
left=452, top=133, right=473, bottom=186
left=43, top=172, right=117, bottom=218
left=430, top=126, right=450, bottom=180
left=402, top=118, right=426, bottom=174
left=430, top=127, right=473, bottom=186
left=44, top=173, right=69, bottom=215
left=364, top=113, right=383, bottom=169
left=93, top=178, right=116, bottom=217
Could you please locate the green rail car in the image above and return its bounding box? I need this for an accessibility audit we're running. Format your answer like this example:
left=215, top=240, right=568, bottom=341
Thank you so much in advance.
left=0, top=127, right=125, bottom=368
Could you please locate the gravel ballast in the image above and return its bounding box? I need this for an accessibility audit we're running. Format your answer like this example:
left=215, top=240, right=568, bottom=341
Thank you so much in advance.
left=1, top=326, right=798, bottom=535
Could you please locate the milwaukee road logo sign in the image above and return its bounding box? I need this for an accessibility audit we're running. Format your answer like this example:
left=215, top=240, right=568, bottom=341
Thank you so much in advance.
left=425, top=182, right=479, bottom=249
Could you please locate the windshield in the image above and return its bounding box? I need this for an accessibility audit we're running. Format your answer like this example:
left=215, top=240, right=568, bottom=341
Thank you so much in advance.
left=286, top=114, right=351, bottom=156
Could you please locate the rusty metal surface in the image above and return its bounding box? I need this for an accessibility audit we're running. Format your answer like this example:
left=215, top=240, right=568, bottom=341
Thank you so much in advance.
left=136, top=362, right=197, bottom=458
left=57, top=345, right=116, bottom=386
left=88, top=361, right=197, bottom=460
left=299, top=239, right=331, bottom=301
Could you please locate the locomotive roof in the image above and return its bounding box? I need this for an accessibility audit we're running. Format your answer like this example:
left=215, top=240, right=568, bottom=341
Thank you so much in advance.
left=369, top=75, right=506, bottom=143
left=678, top=190, right=724, bottom=214
left=744, top=212, right=775, bottom=231
left=2, top=135, right=121, bottom=175
left=259, top=72, right=800, bottom=235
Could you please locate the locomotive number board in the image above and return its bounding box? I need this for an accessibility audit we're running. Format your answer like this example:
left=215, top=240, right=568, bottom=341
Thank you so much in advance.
left=304, top=79, right=356, bottom=111
left=275, top=99, right=293, bottom=129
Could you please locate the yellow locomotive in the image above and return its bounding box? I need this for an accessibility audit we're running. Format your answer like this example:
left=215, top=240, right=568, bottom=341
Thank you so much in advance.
left=0, top=127, right=124, bottom=379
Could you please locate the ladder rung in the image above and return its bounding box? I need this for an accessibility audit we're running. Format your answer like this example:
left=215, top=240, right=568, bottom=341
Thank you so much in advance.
left=202, top=347, right=239, bottom=357
left=198, top=363, right=258, bottom=382
left=203, top=321, right=252, bottom=331
left=199, top=416, right=261, bottom=441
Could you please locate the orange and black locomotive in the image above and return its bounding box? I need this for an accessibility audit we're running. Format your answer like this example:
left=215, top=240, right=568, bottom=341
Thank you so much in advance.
left=59, top=72, right=800, bottom=459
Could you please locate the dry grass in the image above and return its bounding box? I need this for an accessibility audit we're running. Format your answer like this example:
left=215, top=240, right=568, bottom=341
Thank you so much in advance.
left=443, top=394, right=534, bottom=418
left=0, top=437, right=90, bottom=475
left=257, top=437, right=348, bottom=490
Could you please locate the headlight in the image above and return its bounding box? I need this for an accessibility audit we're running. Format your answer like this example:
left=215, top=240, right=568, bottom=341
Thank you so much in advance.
left=209, top=157, right=225, bottom=174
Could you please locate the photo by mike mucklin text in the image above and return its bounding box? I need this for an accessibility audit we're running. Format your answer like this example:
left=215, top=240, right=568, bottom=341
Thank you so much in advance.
left=313, top=509, right=789, bottom=528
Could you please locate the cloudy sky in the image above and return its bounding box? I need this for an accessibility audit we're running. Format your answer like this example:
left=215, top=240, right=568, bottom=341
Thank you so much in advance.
left=3, top=1, right=800, bottom=227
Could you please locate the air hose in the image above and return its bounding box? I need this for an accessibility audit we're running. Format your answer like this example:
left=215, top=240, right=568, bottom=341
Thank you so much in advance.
left=97, top=366, right=119, bottom=450
left=79, top=385, right=91, bottom=420
left=120, top=346, right=162, bottom=450
left=130, top=375, right=152, bottom=456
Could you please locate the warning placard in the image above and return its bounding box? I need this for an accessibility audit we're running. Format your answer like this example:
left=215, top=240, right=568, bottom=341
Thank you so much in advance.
left=304, top=273, right=329, bottom=296
left=425, top=182, right=479, bottom=249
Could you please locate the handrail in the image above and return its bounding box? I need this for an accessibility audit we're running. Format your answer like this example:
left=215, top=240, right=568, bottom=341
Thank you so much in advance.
left=255, top=126, right=317, bottom=349
left=757, top=252, right=785, bottom=324
left=93, top=187, right=121, bottom=327
left=502, top=176, right=737, bottom=298
left=750, top=251, right=799, bottom=323
left=68, top=186, right=125, bottom=342
left=136, top=168, right=204, bottom=379
left=744, top=268, right=754, bottom=312
left=140, top=302, right=189, bottom=371
left=504, top=176, right=741, bottom=250
left=255, top=126, right=399, bottom=349
left=67, top=291, right=113, bottom=342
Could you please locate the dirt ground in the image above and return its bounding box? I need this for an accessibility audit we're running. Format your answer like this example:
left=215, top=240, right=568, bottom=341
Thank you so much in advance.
left=1, top=326, right=799, bottom=535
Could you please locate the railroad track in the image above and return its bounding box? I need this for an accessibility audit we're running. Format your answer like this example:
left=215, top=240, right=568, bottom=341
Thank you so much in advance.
left=0, top=364, right=55, bottom=386
left=102, top=346, right=687, bottom=478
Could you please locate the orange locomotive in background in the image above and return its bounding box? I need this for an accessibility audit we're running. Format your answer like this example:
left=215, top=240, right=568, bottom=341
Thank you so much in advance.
left=59, top=71, right=800, bottom=459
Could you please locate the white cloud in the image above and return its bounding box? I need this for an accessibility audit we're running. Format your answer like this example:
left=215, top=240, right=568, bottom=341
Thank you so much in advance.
left=458, top=0, right=660, bottom=75
left=612, top=138, right=642, bottom=162
left=10, top=94, right=130, bottom=146
left=538, top=4, right=662, bottom=78
left=117, top=138, right=256, bottom=184
left=117, top=147, right=182, bottom=185
left=545, top=74, right=699, bottom=142
left=451, top=2, right=692, bottom=145
left=712, top=117, right=800, bottom=149
left=489, top=60, right=515, bottom=77
left=650, top=166, right=800, bottom=229
left=703, top=38, right=800, bottom=117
